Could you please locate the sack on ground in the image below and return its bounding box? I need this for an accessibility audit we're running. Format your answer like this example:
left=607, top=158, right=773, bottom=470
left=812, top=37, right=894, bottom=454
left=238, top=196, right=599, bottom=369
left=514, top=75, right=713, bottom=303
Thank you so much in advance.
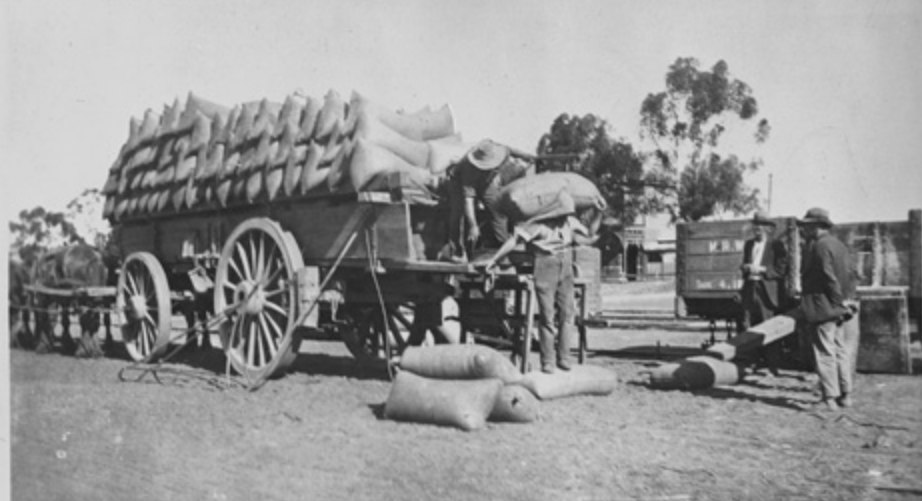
left=498, top=172, right=605, bottom=222
left=647, top=356, right=743, bottom=390
left=516, top=364, right=618, bottom=400
left=489, top=384, right=540, bottom=423
left=399, top=344, right=523, bottom=383
left=384, top=371, right=502, bottom=431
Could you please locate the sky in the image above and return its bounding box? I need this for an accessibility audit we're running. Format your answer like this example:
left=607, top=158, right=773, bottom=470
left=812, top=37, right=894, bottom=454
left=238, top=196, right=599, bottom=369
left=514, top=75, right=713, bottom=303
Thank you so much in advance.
left=1, top=0, right=921, bottom=233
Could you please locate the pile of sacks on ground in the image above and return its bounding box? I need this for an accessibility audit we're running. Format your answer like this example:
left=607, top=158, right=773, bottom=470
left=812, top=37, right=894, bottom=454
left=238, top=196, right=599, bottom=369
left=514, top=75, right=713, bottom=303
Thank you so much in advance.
left=384, top=344, right=619, bottom=431
left=101, top=90, right=472, bottom=221
left=644, top=315, right=796, bottom=390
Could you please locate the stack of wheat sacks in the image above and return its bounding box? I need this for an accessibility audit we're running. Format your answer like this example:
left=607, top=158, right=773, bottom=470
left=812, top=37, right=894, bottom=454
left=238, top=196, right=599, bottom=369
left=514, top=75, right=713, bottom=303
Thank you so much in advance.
left=102, top=90, right=473, bottom=221
left=385, top=344, right=619, bottom=431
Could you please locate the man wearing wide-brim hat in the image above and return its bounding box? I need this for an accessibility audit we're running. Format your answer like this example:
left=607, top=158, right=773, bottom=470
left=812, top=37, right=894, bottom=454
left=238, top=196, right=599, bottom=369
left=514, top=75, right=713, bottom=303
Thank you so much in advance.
left=450, top=139, right=532, bottom=257
left=796, top=207, right=859, bottom=410
left=738, top=210, right=791, bottom=374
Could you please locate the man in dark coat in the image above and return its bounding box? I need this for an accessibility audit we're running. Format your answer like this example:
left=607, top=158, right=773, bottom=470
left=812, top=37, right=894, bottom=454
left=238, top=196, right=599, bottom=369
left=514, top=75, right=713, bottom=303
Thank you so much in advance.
left=797, top=207, right=858, bottom=410
left=740, top=211, right=790, bottom=328
left=738, top=211, right=791, bottom=374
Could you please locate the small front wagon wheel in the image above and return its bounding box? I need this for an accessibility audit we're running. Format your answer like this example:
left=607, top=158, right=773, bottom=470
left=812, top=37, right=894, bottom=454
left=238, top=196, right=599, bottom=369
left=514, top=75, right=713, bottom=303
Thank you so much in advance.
left=214, top=218, right=304, bottom=381
left=117, top=252, right=172, bottom=362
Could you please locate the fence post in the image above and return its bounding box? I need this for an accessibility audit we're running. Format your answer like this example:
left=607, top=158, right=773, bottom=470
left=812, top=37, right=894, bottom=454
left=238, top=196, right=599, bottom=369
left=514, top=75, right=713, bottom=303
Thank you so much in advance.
left=909, top=209, right=921, bottom=328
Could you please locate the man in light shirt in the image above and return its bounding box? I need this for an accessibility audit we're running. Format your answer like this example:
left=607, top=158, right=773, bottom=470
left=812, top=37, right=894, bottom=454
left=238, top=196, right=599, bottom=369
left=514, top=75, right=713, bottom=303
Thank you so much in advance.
left=739, top=210, right=791, bottom=374
left=477, top=190, right=596, bottom=373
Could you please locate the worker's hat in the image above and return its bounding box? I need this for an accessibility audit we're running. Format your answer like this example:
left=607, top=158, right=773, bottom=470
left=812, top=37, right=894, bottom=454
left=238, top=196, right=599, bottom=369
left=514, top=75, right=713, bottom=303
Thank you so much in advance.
left=466, top=139, right=510, bottom=171
left=796, top=207, right=834, bottom=228
left=751, top=210, right=776, bottom=226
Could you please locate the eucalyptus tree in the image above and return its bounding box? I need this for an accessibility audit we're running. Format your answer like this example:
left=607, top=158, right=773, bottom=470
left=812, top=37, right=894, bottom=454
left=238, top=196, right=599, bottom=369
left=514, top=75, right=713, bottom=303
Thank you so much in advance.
left=640, top=58, right=771, bottom=221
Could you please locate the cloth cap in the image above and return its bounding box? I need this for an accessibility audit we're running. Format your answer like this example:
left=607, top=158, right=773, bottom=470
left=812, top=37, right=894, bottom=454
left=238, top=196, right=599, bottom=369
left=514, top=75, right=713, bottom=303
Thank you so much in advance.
left=466, top=139, right=510, bottom=171
left=525, top=190, right=576, bottom=223
left=752, top=210, right=776, bottom=226
left=797, top=207, right=834, bottom=228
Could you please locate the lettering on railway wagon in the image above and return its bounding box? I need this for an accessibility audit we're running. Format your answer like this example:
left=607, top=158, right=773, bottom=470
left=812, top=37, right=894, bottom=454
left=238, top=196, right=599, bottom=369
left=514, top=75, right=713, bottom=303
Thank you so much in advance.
left=692, top=277, right=743, bottom=291
left=706, top=239, right=745, bottom=253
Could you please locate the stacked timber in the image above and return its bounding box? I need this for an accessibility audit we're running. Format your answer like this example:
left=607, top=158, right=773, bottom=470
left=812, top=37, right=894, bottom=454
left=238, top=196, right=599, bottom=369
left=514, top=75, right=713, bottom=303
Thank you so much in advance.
left=102, top=90, right=470, bottom=221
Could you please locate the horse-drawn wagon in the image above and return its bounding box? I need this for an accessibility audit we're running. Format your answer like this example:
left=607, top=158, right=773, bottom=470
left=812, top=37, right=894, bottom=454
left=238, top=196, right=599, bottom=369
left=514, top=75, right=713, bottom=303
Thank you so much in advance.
left=18, top=89, right=604, bottom=388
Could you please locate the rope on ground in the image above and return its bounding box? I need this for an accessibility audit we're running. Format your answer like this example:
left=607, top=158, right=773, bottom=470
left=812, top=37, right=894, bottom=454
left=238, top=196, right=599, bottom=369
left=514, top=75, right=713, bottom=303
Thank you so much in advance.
left=833, top=413, right=912, bottom=431
left=117, top=303, right=249, bottom=391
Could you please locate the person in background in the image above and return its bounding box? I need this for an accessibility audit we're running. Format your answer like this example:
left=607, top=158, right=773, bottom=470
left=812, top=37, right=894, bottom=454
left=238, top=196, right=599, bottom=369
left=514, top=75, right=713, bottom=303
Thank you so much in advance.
left=476, top=190, right=596, bottom=374
left=797, top=207, right=858, bottom=410
left=447, top=139, right=533, bottom=260
left=739, top=210, right=791, bottom=375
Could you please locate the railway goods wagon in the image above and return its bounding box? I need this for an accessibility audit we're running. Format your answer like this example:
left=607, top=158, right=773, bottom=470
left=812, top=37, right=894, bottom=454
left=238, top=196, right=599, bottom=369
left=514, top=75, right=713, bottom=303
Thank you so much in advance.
left=675, top=209, right=921, bottom=373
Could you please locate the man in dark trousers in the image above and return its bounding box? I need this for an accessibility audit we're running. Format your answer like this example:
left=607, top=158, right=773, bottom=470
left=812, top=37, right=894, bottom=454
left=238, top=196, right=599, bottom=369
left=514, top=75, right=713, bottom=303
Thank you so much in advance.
left=477, top=190, right=595, bottom=373
left=739, top=211, right=791, bottom=374
left=797, top=207, right=858, bottom=410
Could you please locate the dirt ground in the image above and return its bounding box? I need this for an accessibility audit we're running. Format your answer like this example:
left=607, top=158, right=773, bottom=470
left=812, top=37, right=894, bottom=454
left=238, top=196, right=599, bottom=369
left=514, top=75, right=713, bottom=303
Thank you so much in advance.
left=8, top=281, right=922, bottom=501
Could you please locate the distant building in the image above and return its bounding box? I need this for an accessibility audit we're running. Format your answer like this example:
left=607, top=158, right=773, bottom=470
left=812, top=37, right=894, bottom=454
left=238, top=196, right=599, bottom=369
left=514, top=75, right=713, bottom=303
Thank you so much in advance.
left=598, top=218, right=675, bottom=281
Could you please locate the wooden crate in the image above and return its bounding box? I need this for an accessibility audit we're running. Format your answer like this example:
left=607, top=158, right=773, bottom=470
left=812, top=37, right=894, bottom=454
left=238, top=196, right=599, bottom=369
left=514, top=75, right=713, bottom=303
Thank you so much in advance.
left=857, top=287, right=912, bottom=374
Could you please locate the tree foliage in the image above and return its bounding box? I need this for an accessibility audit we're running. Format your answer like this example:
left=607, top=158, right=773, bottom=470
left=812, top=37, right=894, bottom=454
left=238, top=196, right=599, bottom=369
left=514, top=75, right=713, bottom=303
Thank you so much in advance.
left=65, top=188, right=111, bottom=248
left=640, top=57, right=771, bottom=221
left=536, top=113, right=646, bottom=225
left=8, top=188, right=111, bottom=265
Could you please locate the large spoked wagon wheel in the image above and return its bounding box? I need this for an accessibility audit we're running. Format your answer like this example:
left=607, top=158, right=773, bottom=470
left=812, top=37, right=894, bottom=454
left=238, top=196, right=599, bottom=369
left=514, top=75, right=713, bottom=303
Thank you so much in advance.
left=117, top=252, right=172, bottom=362
left=214, top=218, right=304, bottom=381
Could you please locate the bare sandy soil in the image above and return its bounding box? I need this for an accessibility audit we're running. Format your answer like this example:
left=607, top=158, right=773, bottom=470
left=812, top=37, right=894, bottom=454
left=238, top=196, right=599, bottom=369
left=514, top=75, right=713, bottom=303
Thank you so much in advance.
left=8, top=281, right=922, bottom=501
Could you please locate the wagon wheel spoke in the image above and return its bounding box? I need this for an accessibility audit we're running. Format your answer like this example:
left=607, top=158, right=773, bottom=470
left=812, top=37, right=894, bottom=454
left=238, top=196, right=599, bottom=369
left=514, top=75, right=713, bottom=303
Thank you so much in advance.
left=229, top=314, right=244, bottom=350
left=141, top=317, right=156, bottom=354
left=227, top=256, right=245, bottom=284
left=263, top=288, right=287, bottom=300
left=255, top=233, right=266, bottom=282
left=388, top=306, right=414, bottom=331
left=246, top=318, right=257, bottom=367
left=263, top=247, right=280, bottom=283
left=262, top=312, right=282, bottom=356
left=263, top=300, right=287, bottom=316
left=142, top=272, right=154, bottom=303
left=258, top=317, right=274, bottom=366
left=385, top=311, right=407, bottom=351
left=126, top=269, right=141, bottom=298
left=234, top=242, right=254, bottom=281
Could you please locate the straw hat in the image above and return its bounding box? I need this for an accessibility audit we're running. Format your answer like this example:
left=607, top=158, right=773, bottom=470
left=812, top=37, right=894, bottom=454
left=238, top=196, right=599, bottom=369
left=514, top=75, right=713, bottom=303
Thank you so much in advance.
left=466, top=139, right=510, bottom=171
left=796, top=207, right=834, bottom=228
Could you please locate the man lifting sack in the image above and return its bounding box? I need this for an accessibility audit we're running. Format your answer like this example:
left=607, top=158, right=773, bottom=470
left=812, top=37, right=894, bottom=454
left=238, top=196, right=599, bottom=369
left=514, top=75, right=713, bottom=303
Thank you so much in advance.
left=445, top=139, right=534, bottom=261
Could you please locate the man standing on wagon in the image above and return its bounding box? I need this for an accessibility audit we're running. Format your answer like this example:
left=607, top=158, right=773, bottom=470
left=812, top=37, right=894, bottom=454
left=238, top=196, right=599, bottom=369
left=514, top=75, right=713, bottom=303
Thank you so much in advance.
left=447, top=139, right=533, bottom=260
